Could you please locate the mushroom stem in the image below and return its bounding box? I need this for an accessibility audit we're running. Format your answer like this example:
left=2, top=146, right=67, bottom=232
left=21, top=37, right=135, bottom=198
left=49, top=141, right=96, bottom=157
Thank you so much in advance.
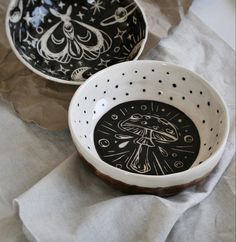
left=127, top=143, right=151, bottom=173
left=127, top=128, right=154, bottom=173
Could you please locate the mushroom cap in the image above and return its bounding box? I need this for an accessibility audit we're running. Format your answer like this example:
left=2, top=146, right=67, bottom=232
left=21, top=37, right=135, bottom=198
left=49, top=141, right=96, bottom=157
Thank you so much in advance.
left=120, top=114, right=178, bottom=143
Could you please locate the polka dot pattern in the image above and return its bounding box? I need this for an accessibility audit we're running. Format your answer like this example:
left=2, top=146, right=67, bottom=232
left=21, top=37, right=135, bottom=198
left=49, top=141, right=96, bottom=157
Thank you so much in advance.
left=71, top=63, right=226, bottom=173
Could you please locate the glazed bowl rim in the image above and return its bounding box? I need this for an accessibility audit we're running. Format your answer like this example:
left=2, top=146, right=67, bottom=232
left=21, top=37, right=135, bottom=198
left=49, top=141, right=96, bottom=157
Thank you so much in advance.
left=68, top=60, right=230, bottom=187
left=5, top=0, right=148, bottom=85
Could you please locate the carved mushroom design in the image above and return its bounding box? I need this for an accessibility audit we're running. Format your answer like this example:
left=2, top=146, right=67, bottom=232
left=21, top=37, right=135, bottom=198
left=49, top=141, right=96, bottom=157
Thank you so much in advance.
left=119, top=114, right=178, bottom=173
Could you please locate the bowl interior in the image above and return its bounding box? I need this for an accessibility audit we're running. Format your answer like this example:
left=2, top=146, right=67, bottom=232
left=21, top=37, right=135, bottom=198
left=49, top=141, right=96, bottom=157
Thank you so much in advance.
left=69, top=61, right=228, bottom=176
left=6, top=0, right=147, bottom=84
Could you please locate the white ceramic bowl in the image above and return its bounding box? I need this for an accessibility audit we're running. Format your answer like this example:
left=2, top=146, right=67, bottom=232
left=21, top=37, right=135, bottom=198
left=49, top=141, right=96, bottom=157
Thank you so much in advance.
left=69, top=60, right=229, bottom=196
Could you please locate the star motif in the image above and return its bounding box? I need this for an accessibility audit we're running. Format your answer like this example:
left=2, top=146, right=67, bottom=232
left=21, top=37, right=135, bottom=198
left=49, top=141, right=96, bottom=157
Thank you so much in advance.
left=58, top=1, right=65, bottom=9
left=114, top=28, right=126, bottom=41
left=98, top=58, right=110, bottom=67
left=44, top=59, right=49, bottom=65
left=77, top=11, right=84, bottom=20
left=23, top=32, right=38, bottom=48
left=90, top=0, right=105, bottom=15
left=127, top=34, right=133, bottom=40
left=58, top=64, right=70, bottom=74
left=23, top=12, right=32, bottom=26
left=46, top=68, right=56, bottom=75
left=90, top=17, right=95, bottom=22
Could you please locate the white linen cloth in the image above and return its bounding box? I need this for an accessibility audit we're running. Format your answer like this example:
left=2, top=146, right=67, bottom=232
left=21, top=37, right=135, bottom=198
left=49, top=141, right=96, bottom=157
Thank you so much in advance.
left=0, top=12, right=235, bottom=242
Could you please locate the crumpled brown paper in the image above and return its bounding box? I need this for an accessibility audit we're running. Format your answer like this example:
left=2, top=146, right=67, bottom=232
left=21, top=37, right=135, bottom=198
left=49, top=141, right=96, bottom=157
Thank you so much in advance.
left=0, top=0, right=192, bottom=131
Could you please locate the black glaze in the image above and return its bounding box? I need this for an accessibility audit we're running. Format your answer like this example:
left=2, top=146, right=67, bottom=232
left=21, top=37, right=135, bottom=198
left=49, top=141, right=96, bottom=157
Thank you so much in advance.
left=94, top=100, right=200, bottom=175
left=8, top=0, right=146, bottom=82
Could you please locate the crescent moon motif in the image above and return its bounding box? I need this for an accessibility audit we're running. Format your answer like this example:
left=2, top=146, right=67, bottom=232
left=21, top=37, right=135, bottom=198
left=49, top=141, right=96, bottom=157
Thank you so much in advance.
left=51, top=34, right=65, bottom=45
left=73, top=20, right=111, bottom=53
left=71, top=67, right=90, bottom=81
left=37, top=22, right=71, bottom=63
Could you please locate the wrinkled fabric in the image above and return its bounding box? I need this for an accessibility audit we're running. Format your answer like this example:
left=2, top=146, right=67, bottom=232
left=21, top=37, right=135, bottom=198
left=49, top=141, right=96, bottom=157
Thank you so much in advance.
left=10, top=13, right=235, bottom=242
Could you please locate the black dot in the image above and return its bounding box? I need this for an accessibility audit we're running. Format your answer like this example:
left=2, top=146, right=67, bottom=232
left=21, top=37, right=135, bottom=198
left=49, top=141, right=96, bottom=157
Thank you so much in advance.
left=77, top=103, right=79, bottom=107
left=170, top=97, right=173, bottom=100
left=200, top=91, right=203, bottom=95
left=190, top=90, right=193, bottom=94
left=115, top=85, right=118, bottom=88
left=220, top=120, right=223, bottom=124
left=142, top=89, right=146, bottom=92
left=152, top=69, right=155, bottom=72
left=166, top=72, right=170, bottom=75
left=122, top=73, right=125, bottom=76
left=135, top=70, right=138, bottom=73
left=217, top=110, right=219, bottom=113
left=159, top=80, right=162, bottom=83
left=208, top=146, right=212, bottom=151
left=126, top=93, right=129, bottom=96
left=107, top=79, right=110, bottom=82
left=199, top=161, right=203, bottom=164
left=182, top=96, right=185, bottom=100
left=216, top=134, right=218, bottom=137
left=210, top=128, right=213, bottom=131
left=84, top=135, right=87, bottom=138
left=182, top=77, right=185, bottom=80
left=129, top=82, right=133, bottom=85
left=84, top=110, right=86, bottom=114
left=204, top=143, right=206, bottom=146
left=102, top=103, right=105, bottom=106
left=158, top=91, right=162, bottom=95
left=217, top=141, right=219, bottom=145
left=85, top=97, right=87, bottom=100
left=93, top=99, right=96, bottom=102
left=88, top=146, right=90, bottom=150
left=143, top=76, right=146, bottom=79
left=104, top=91, right=107, bottom=94
left=202, top=120, right=205, bottom=123
left=172, top=83, right=177, bottom=88
left=95, top=85, right=98, bottom=87
left=93, top=110, right=96, bottom=114
left=79, top=120, right=81, bottom=123
left=113, top=97, right=116, bottom=100
left=207, top=101, right=210, bottom=106
left=86, top=121, right=89, bottom=124
left=197, top=104, right=200, bottom=108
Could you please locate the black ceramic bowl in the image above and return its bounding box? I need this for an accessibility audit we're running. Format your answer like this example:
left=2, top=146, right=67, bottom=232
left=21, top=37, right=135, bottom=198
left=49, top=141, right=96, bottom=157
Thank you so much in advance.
left=6, top=0, right=147, bottom=84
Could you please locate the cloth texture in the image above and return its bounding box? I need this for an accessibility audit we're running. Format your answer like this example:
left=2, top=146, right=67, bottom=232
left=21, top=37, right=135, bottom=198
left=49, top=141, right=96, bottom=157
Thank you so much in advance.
left=0, top=8, right=235, bottom=242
